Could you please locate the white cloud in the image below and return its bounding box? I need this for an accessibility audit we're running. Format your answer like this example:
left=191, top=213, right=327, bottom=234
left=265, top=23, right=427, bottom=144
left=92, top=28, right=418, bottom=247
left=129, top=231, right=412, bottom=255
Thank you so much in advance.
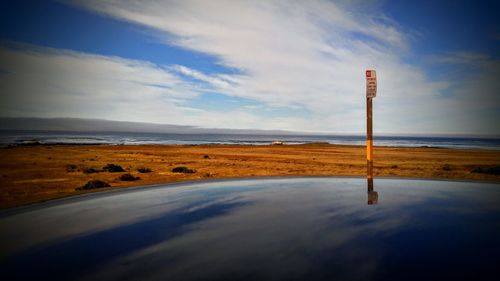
left=0, top=45, right=311, bottom=130
left=430, top=51, right=491, bottom=65
left=67, top=0, right=418, bottom=117
left=170, top=64, right=235, bottom=91
left=1, top=0, right=498, bottom=135
left=67, top=0, right=488, bottom=134
left=0, top=45, right=199, bottom=121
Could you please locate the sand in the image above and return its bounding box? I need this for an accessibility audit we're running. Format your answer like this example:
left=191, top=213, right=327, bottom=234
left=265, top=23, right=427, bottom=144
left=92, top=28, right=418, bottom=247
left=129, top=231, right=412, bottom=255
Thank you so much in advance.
left=1, top=143, right=499, bottom=208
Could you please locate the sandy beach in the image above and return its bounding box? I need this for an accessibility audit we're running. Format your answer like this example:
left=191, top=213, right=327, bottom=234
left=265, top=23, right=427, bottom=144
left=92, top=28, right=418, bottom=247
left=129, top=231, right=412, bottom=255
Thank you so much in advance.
left=1, top=143, right=499, bottom=208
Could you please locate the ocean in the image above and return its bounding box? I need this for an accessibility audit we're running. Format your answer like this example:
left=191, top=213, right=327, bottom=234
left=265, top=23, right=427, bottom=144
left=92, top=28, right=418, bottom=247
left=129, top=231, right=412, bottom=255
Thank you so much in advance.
left=1, top=130, right=500, bottom=150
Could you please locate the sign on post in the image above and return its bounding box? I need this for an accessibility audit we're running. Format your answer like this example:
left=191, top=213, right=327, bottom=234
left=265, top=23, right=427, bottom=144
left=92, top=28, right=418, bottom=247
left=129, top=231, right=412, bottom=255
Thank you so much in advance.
left=366, top=70, right=377, bottom=98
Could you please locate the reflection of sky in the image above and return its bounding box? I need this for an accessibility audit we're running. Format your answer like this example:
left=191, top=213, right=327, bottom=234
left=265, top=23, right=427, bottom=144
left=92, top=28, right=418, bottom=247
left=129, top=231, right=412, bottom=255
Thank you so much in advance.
left=1, top=178, right=500, bottom=280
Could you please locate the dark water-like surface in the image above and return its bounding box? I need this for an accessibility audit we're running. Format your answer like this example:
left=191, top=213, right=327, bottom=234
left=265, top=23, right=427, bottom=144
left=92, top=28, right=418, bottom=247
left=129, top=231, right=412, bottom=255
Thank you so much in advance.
left=1, top=178, right=499, bottom=280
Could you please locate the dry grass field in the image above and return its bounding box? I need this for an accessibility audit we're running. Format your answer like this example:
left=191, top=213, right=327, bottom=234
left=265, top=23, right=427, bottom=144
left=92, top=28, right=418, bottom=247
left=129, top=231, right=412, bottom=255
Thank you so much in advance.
left=1, top=143, right=499, bottom=208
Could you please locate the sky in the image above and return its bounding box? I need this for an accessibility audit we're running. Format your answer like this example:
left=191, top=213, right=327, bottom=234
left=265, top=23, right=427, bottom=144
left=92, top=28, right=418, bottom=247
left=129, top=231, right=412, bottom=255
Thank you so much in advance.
left=0, top=0, right=499, bottom=136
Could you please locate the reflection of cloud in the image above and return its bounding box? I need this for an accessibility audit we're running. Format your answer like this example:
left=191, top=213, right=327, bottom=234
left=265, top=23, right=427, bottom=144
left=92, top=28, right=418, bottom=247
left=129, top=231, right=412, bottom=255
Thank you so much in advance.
left=82, top=182, right=387, bottom=280
left=81, top=180, right=394, bottom=280
left=0, top=183, right=250, bottom=258
left=1, top=198, right=250, bottom=280
left=2, top=178, right=500, bottom=280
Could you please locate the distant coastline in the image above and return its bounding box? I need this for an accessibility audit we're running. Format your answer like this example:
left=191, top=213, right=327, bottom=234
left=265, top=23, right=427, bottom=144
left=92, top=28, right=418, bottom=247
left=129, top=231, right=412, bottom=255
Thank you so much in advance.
left=1, top=129, right=500, bottom=150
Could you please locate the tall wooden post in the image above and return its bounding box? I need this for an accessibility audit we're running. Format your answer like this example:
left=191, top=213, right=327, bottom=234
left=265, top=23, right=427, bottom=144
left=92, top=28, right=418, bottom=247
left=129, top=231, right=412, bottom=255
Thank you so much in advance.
left=367, top=96, right=373, bottom=189
left=365, top=70, right=376, bottom=198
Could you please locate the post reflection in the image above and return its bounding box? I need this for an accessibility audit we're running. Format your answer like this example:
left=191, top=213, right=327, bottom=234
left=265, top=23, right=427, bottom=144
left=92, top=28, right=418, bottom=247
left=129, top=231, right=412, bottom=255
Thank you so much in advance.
left=367, top=178, right=378, bottom=205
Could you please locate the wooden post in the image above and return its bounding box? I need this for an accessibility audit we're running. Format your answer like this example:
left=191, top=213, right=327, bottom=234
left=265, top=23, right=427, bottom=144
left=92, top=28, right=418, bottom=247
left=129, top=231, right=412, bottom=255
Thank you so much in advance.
left=367, top=96, right=373, bottom=185
left=365, top=69, right=376, bottom=204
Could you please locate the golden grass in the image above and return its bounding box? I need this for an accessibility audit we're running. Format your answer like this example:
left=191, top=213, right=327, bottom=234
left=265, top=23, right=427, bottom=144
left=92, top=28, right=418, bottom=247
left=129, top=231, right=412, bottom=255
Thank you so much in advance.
left=0, top=143, right=499, bottom=208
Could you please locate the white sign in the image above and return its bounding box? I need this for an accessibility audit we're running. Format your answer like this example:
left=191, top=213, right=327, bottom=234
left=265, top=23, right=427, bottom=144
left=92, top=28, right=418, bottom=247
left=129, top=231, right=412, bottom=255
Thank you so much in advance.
left=366, top=70, right=377, bottom=98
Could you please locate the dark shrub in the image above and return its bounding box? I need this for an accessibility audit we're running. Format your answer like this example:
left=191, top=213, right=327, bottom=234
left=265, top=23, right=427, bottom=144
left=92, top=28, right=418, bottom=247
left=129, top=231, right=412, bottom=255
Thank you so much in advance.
left=391, top=165, right=398, bottom=169
left=137, top=167, right=152, bottom=173
left=76, top=180, right=110, bottom=190
left=471, top=167, right=481, bottom=173
left=442, top=164, right=452, bottom=171
left=83, top=167, right=99, bottom=174
left=119, top=173, right=140, bottom=181
left=172, top=166, right=196, bottom=173
left=66, top=164, right=78, bottom=172
left=471, top=165, right=500, bottom=175
left=203, top=155, right=210, bottom=159
left=102, top=163, right=125, bottom=172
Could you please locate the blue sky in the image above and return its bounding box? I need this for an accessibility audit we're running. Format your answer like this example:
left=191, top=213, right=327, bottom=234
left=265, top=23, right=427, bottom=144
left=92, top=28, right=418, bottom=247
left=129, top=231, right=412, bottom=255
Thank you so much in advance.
left=0, top=0, right=499, bottom=135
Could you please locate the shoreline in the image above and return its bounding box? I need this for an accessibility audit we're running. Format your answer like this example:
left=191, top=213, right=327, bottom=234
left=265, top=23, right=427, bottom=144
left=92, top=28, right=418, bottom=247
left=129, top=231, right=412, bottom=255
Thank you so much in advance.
left=1, top=143, right=499, bottom=209
left=4, top=142, right=500, bottom=151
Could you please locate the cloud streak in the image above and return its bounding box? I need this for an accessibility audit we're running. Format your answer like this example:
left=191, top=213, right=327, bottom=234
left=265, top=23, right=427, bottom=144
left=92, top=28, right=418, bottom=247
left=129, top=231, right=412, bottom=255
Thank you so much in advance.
left=68, top=0, right=494, bottom=134
left=0, top=45, right=200, bottom=121
left=0, top=0, right=498, bottom=135
left=0, top=44, right=313, bottom=130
